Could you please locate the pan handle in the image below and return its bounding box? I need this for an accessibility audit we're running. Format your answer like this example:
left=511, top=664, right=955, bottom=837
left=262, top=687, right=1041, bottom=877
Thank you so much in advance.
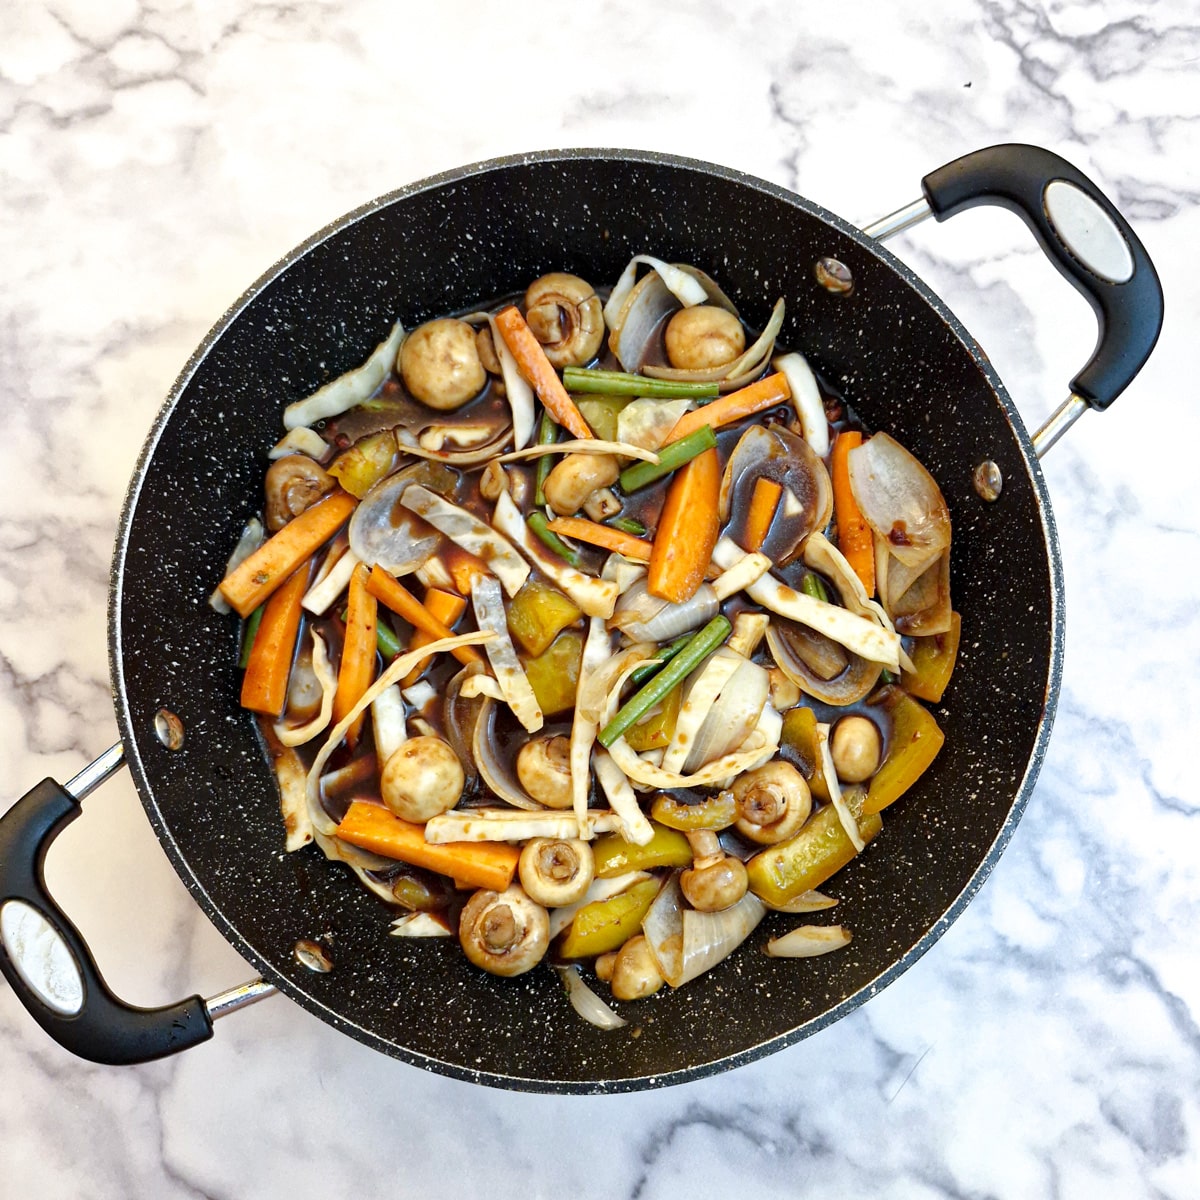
left=0, top=745, right=273, bottom=1064
left=865, top=143, right=1163, bottom=450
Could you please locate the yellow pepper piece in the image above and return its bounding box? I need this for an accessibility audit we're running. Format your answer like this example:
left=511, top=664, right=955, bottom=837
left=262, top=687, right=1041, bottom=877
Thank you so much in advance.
left=507, top=579, right=583, bottom=657
left=780, top=705, right=831, bottom=803
left=746, top=790, right=882, bottom=907
left=624, top=684, right=682, bottom=752
left=327, top=431, right=398, bottom=499
left=592, top=823, right=693, bottom=878
left=574, top=395, right=627, bottom=442
left=522, top=630, right=584, bottom=717
left=901, top=611, right=961, bottom=703
left=558, top=877, right=661, bottom=959
left=649, top=790, right=737, bottom=832
left=864, top=685, right=945, bottom=815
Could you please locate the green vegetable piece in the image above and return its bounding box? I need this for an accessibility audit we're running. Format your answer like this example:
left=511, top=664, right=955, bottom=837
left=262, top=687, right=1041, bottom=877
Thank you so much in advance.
left=506, top=580, right=583, bottom=657
left=864, top=685, right=945, bottom=815
left=563, top=367, right=720, bottom=400
left=558, top=877, right=662, bottom=958
left=746, top=788, right=882, bottom=907
left=627, top=633, right=691, bottom=688
left=617, top=425, right=718, bottom=493
left=597, top=615, right=731, bottom=748
left=574, top=395, right=628, bottom=443
left=534, top=411, right=559, bottom=506
left=592, top=824, right=694, bottom=878
left=376, top=617, right=403, bottom=661
left=527, top=511, right=582, bottom=567
left=901, top=611, right=961, bottom=703
left=522, top=630, right=584, bottom=717
left=649, top=791, right=737, bottom=832
left=607, top=516, right=646, bottom=537
left=800, top=572, right=830, bottom=603
left=780, top=705, right=830, bottom=803
left=238, top=605, right=265, bottom=669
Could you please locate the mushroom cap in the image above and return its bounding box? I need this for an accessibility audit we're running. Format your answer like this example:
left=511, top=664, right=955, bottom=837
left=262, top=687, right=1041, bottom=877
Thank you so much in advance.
left=380, top=736, right=465, bottom=823
left=399, top=318, right=486, bottom=411
left=459, top=886, right=550, bottom=977
left=524, top=273, right=605, bottom=369
left=664, top=305, right=746, bottom=371
left=263, top=455, right=335, bottom=531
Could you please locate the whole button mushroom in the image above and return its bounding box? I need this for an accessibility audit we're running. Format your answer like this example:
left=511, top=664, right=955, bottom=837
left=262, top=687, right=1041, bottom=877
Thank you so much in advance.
left=664, top=305, right=746, bottom=371
left=399, top=318, right=487, bottom=411
left=515, top=734, right=574, bottom=809
left=523, top=273, right=605, bottom=369
left=830, top=716, right=883, bottom=783
left=380, top=736, right=465, bottom=823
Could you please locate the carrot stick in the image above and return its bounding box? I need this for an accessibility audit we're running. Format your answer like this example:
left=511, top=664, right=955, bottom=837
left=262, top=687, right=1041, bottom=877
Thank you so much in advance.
left=647, top=446, right=721, bottom=603
left=240, top=563, right=310, bottom=716
left=493, top=306, right=593, bottom=440
left=365, top=565, right=483, bottom=667
left=545, top=516, right=654, bottom=562
left=336, top=801, right=519, bottom=892
left=664, top=372, right=792, bottom=444
left=333, top=564, right=378, bottom=746
left=402, top=588, right=467, bottom=687
left=831, top=431, right=875, bottom=595
left=219, top=490, right=357, bottom=618
left=742, top=477, right=782, bottom=553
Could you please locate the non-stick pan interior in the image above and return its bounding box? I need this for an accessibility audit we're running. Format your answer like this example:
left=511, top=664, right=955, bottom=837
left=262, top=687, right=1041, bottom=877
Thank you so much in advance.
left=111, top=150, right=1059, bottom=1091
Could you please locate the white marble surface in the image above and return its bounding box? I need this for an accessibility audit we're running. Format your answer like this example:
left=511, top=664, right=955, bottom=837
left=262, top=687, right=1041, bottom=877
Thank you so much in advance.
left=2, top=1, right=1197, bottom=1195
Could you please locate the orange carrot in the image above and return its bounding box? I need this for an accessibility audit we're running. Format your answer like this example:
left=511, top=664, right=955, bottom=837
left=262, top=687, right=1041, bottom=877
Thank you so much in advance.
left=663, top=371, right=791, bottom=444
left=545, top=516, right=654, bottom=562
left=219, top=491, right=357, bottom=618
left=831, top=431, right=875, bottom=595
left=336, top=801, right=519, bottom=892
left=240, top=563, right=310, bottom=716
left=365, top=565, right=483, bottom=668
left=493, top=306, right=593, bottom=440
left=647, top=446, right=721, bottom=603
left=742, top=477, right=782, bottom=553
left=333, top=564, right=378, bottom=746
left=402, top=588, right=467, bottom=687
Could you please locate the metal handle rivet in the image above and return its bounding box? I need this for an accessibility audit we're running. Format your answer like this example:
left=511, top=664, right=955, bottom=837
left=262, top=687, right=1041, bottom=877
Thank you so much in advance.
left=815, top=257, right=854, bottom=295
left=973, top=460, right=1003, bottom=501
left=154, top=709, right=185, bottom=750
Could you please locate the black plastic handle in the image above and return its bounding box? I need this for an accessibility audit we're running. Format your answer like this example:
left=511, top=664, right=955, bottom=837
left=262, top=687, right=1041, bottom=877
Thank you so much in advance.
left=0, top=777, right=213, bottom=1064
left=921, top=143, right=1163, bottom=411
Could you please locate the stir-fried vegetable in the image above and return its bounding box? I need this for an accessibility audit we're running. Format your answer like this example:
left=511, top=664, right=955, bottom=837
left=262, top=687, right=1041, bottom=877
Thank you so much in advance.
left=226, top=254, right=960, bottom=1020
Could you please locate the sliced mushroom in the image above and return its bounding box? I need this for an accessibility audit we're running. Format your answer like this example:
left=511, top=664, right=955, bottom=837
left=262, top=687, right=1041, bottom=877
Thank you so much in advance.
left=264, top=455, right=336, bottom=531
left=399, top=318, right=487, bottom=411
left=730, top=760, right=812, bottom=844
left=524, top=273, right=605, bottom=369
left=518, top=837, right=595, bottom=906
left=459, top=885, right=550, bottom=977
left=719, top=425, right=832, bottom=564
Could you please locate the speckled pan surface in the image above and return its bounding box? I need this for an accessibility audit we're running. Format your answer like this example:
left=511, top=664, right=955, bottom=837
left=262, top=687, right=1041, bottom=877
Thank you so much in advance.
left=109, top=149, right=1062, bottom=1093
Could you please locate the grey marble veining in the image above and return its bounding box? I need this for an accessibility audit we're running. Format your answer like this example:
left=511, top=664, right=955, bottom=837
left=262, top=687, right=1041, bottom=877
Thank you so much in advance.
left=2, top=0, right=1198, bottom=1196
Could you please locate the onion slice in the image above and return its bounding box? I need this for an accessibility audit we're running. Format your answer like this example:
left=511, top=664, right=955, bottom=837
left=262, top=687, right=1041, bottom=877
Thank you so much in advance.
left=471, top=575, right=543, bottom=733
left=269, top=427, right=329, bottom=461
left=815, top=722, right=865, bottom=853
left=554, top=964, right=627, bottom=1030
left=390, top=912, right=454, bottom=938
left=773, top=352, right=829, bottom=457
left=592, top=749, right=655, bottom=845
left=604, top=255, right=707, bottom=330
left=765, top=924, right=852, bottom=957
left=371, top=682, right=408, bottom=764
left=283, top=320, right=404, bottom=430
left=486, top=312, right=535, bottom=450
left=273, top=631, right=337, bottom=748
left=497, top=439, right=658, bottom=464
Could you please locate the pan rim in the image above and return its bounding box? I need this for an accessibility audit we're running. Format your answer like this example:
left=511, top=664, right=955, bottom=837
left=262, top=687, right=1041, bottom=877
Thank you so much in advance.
left=108, top=147, right=1064, bottom=1092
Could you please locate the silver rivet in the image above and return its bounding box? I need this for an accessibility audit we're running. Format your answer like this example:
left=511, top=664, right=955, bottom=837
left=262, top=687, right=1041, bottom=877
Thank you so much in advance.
left=154, top=708, right=185, bottom=750
left=294, top=939, right=333, bottom=973
left=974, top=460, right=1003, bottom=501
left=815, top=257, right=854, bottom=295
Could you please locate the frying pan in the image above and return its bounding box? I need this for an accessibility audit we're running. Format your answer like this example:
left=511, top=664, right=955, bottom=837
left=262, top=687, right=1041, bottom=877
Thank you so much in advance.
left=0, top=144, right=1162, bottom=1091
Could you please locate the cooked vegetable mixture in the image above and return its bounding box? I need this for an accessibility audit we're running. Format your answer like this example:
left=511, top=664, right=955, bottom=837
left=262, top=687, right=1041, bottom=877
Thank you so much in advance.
left=217, top=258, right=958, bottom=1022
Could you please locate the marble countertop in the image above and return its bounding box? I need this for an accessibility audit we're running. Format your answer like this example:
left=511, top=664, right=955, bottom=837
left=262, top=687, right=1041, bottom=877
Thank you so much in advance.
left=2, top=1, right=1197, bottom=1195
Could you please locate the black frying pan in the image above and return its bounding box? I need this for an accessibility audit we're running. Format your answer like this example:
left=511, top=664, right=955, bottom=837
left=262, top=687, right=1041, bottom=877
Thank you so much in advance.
left=0, top=145, right=1162, bottom=1091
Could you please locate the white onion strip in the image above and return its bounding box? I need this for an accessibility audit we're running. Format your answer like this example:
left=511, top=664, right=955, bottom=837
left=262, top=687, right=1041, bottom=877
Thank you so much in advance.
left=765, top=924, right=852, bottom=957
left=603, top=255, right=708, bottom=329
left=302, top=548, right=360, bottom=614
left=486, top=312, right=535, bottom=450
left=273, top=632, right=337, bottom=748
left=283, top=320, right=404, bottom=430
left=592, top=749, right=655, bottom=846
left=472, top=575, right=543, bottom=733
left=710, top=550, right=772, bottom=602
left=269, top=427, right=329, bottom=461
left=554, top=964, right=627, bottom=1030
left=371, top=682, right=408, bottom=764
left=774, top=352, right=829, bottom=457
left=497, top=439, right=659, bottom=464
left=815, top=722, right=865, bottom=853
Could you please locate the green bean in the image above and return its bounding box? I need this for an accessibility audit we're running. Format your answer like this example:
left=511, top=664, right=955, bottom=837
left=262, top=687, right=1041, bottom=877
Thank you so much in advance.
left=617, top=425, right=717, bottom=493
left=800, top=572, right=830, bottom=603
left=376, top=618, right=404, bottom=661
left=563, top=367, right=719, bottom=400
left=606, top=515, right=646, bottom=537
left=238, top=605, right=265, bottom=669
left=533, top=411, right=559, bottom=506
left=627, top=633, right=692, bottom=688
left=527, top=511, right=582, bottom=567
left=598, top=615, right=731, bottom=748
